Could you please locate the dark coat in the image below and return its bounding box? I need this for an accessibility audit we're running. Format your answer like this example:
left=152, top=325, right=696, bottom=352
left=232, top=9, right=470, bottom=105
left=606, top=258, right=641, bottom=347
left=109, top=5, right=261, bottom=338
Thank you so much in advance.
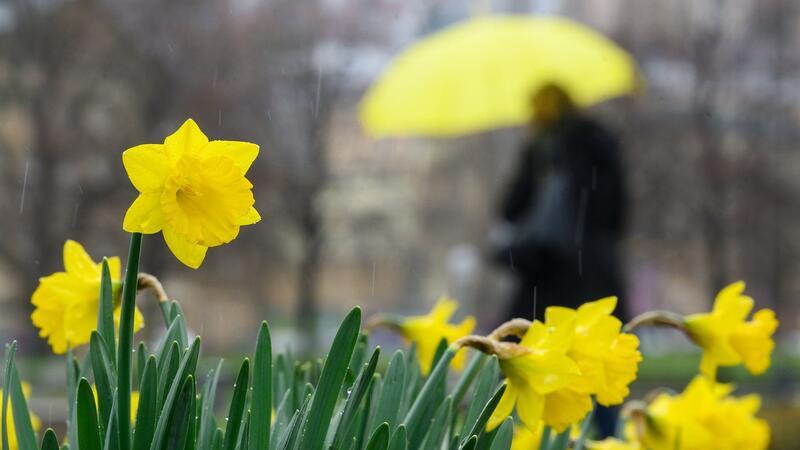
left=497, top=114, right=628, bottom=321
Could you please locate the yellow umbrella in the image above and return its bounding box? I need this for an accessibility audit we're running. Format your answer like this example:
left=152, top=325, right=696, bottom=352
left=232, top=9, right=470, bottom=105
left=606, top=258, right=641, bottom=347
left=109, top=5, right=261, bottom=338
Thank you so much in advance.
left=360, top=15, right=641, bottom=137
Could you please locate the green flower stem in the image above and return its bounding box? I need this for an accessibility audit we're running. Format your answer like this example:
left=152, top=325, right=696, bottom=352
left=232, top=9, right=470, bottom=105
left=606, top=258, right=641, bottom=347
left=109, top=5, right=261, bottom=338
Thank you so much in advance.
left=117, top=232, right=142, bottom=450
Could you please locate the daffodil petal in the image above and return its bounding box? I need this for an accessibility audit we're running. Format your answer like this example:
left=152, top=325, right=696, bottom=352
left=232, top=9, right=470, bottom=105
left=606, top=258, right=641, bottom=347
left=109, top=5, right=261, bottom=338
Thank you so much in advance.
left=730, top=309, right=777, bottom=375
left=713, top=281, right=753, bottom=321
left=487, top=381, right=518, bottom=431
left=63, top=240, right=100, bottom=279
left=123, top=193, right=165, bottom=234
left=202, top=140, right=259, bottom=174
left=122, top=144, right=169, bottom=193
left=163, top=227, right=208, bottom=269
left=164, top=119, right=209, bottom=161
left=430, top=296, right=458, bottom=322
left=239, top=206, right=262, bottom=225
left=516, top=383, right=545, bottom=430
left=543, top=387, right=593, bottom=432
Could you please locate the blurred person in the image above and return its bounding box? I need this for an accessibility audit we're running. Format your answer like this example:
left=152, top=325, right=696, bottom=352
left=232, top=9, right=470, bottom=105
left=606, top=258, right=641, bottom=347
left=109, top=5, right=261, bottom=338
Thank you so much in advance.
left=490, top=84, right=628, bottom=438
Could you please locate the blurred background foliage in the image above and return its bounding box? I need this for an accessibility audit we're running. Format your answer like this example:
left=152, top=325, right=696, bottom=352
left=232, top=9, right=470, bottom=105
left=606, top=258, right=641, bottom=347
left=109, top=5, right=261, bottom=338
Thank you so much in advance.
left=0, top=0, right=799, bottom=446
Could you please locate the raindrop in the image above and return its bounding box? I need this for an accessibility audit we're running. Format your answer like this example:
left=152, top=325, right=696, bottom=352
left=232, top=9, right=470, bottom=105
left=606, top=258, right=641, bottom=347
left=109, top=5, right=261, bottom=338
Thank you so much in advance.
left=19, top=160, right=29, bottom=214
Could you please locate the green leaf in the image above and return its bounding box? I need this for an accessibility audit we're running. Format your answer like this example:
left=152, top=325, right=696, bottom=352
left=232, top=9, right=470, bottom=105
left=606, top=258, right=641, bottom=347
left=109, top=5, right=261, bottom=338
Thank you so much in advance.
left=297, top=307, right=362, bottom=450
left=137, top=342, right=149, bottom=385
left=248, top=322, right=272, bottom=450
left=223, top=359, right=250, bottom=450
left=429, top=338, right=448, bottom=374
left=132, top=356, right=158, bottom=450
left=461, top=436, right=477, bottom=450
left=372, top=351, right=405, bottom=432
left=117, top=232, right=143, bottom=450
left=387, top=426, right=406, bottom=450
left=157, top=342, right=181, bottom=412
left=102, top=388, right=119, bottom=450
left=489, top=418, right=513, bottom=450
left=450, top=353, right=487, bottom=410
left=212, top=428, right=224, bottom=450
left=420, top=396, right=452, bottom=450
left=8, top=370, right=36, bottom=450
left=66, top=349, right=81, bottom=450
left=330, top=347, right=380, bottom=449
left=40, top=429, right=59, bottom=450
left=365, top=423, right=389, bottom=450
left=402, top=347, right=456, bottom=447
left=90, top=332, right=117, bottom=442
left=277, top=393, right=311, bottom=450
left=269, top=391, right=292, bottom=450
left=3, top=341, right=17, bottom=450
left=77, top=378, right=102, bottom=450
left=198, top=360, right=224, bottom=450
left=162, top=376, right=196, bottom=450
left=460, top=357, right=498, bottom=440
left=97, top=258, right=117, bottom=362
left=461, top=374, right=505, bottom=447
left=149, top=338, right=201, bottom=450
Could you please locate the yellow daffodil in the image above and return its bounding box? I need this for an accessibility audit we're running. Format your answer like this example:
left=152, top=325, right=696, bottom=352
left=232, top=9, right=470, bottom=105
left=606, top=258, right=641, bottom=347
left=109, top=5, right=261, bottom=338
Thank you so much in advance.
left=122, top=119, right=260, bottom=268
left=31, top=240, right=144, bottom=354
left=536, top=298, right=641, bottom=431
left=636, top=376, right=770, bottom=450
left=1, top=383, right=41, bottom=450
left=684, top=281, right=778, bottom=377
left=398, top=296, right=476, bottom=375
left=487, top=319, right=580, bottom=432
left=511, top=423, right=542, bottom=450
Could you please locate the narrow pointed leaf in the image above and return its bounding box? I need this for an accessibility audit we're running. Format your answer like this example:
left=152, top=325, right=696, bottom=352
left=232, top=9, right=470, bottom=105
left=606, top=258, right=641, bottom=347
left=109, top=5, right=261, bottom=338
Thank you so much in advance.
left=372, top=351, right=405, bottom=431
left=489, top=418, right=513, bottom=450
left=249, top=322, right=272, bottom=450
left=97, top=258, right=117, bottom=361
left=40, top=429, right=59, bottom=450
left=132, top=356, right=158, bottom=450
left=77, top=379, right=102, bottom=450
left=223, top=359, right=250, bottom=450
left=297, top=307, right=362, bottom=450
left=365, top=423, right=389, bottom=450
left=6, top=367, right=36, bottom=450
left=149, top=338, right=201, bottom=450
left=162, top=376, right=196, bottom=450
left=198, top=360, right=224, bottom=450
left=331, top=348, right=380, bottom=449
left=91, top=332, right=117, bottom=441
left=388, top=426, right=407, bottom=450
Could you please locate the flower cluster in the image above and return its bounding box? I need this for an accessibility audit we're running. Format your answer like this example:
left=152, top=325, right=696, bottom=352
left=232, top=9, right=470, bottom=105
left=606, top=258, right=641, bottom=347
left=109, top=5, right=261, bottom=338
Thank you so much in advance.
left=485, top=297, right=641, bottom=433
left=588, top=281, right=777, bottom=450
left=590, top=376, right=770, bottom=450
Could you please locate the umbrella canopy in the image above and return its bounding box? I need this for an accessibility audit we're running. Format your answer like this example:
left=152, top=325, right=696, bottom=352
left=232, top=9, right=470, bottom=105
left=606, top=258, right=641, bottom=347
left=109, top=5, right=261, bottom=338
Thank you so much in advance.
left=360, top=15, right=641, bottom=137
